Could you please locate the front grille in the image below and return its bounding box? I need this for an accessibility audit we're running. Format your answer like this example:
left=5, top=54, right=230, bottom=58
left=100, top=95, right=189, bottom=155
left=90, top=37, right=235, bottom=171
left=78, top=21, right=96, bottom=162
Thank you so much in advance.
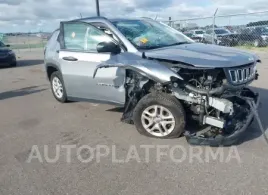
left=228, top=63, right=256, bottom=84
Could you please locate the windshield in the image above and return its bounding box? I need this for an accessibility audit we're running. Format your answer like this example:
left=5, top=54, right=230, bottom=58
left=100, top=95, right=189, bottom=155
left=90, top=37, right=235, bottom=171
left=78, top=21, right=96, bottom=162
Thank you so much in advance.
left=255, top=27, right=268, bottom=34
left=0, top=41, right=5, bottom=47
left=263, top=27, right=268, bottom=32
left=263, top=28, right=268, bottom=34
left=214, top=29, right=230, bottom=34
left=112, top=20, right=193, bottom=50
left=195, top=31, right=204, bottom=34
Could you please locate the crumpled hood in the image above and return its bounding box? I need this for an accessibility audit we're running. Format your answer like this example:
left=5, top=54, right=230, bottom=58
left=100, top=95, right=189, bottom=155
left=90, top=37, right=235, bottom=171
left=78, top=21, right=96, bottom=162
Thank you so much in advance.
left=145, top=43, right=260, bottom=68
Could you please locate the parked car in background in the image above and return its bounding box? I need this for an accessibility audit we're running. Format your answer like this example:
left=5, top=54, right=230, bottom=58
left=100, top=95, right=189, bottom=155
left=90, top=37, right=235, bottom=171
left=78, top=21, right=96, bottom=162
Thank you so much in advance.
left=218, top=34, right=239, bottom=47
left=220, top=27, right=268, bottom=47
left=203, top=28, right=231, bottom=44
left=0, top=41, right=16, bottom=67
left=183, top=32, right=202, bottom=42
left=239, top=27, right=268, bottom=47
left=189, top=29, right=204, bottom=40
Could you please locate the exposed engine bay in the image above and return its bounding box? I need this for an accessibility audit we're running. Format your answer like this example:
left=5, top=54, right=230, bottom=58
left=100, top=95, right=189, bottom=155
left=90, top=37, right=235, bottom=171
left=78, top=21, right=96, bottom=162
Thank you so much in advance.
left=170, top=67, right=260, bottom=146
left=94, top=52, right=261, bottom=146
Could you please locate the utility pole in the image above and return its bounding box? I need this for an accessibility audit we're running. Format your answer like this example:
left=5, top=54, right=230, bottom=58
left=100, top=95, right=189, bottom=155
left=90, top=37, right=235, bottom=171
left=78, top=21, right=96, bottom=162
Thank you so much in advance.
left=96, top=0, right=100, bottom=16
left=212, top=8, right=218, bottom=44
left=169, top=17, right=172, bottom=27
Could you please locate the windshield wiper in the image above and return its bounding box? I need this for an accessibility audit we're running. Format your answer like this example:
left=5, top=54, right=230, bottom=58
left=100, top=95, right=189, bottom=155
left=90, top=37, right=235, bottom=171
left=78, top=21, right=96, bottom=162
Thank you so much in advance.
left=167, top=42, right=192, bottom=46
left=139, top=42, right=192, bottom=50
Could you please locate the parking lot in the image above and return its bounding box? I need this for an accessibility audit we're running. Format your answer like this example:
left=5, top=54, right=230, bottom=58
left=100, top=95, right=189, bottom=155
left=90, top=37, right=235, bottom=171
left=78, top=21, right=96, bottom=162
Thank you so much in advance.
left=1, top=48, right=268, bottom=195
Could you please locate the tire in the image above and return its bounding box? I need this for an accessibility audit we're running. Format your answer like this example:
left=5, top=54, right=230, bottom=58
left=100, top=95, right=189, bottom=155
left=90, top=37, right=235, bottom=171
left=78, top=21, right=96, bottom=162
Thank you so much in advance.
left=133, top=93, right=186, bottom=139
left=50, top=71, right=67, bottom=103
left=10, top=61, right=17, bottom=67
left=238, top=40, right=245, bottom=46
left=202, top=38, right=208, bottom=44
left=231, top=39, right=238, bottom=47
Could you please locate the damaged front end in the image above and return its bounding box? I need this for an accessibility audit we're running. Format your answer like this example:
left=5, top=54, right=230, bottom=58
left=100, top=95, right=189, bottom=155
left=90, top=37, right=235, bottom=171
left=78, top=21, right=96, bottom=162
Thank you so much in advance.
left=93, top=52, right=261, bottom=146
left=170, top=62, right=261, bottom=146
left=182, top=88, right=260, bottom=146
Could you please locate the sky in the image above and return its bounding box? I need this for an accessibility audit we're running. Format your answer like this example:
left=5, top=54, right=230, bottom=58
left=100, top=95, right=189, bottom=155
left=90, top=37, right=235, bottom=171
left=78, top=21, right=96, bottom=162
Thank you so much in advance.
left=0, top=0, right=268, bottom=32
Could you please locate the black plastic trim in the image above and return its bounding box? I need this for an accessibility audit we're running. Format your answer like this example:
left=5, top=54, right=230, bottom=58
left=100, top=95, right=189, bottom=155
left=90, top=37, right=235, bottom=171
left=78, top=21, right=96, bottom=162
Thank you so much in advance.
left=67, top=97, right=124, bottom=106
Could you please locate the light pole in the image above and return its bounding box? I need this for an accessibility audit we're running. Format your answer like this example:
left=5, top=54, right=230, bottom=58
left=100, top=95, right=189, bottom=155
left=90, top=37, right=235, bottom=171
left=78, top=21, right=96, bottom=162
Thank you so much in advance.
left=212, top=8, right=218, bottom=44
left=96, top=0, right=100, bottom=16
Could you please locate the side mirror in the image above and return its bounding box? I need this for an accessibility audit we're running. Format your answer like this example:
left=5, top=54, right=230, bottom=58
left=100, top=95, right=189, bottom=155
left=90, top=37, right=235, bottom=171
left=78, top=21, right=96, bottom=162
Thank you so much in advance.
left=6, top=44, right=10, bottom=47
left=97, top=42, right=121, bottom=54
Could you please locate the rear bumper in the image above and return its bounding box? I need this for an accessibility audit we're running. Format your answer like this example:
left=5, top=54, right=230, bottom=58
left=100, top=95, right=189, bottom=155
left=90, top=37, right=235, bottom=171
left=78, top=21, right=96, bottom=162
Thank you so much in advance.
left=185, top=88, right=260, bottom=146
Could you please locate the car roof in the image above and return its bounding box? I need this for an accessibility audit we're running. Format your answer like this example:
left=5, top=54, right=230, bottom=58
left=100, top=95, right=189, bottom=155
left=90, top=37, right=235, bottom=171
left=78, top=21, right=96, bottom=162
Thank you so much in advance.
left=109, top=18, right=147, bottom=22
left=71, top=16, right=149, bottom=23
left=213, top=28, right=227, bottom=30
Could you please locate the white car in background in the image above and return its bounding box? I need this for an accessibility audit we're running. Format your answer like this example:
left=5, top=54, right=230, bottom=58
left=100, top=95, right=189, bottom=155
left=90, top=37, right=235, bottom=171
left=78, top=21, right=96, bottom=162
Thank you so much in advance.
left=203, top=28, right=231, bottom=44
left=189, top=29, right=205, bottom=39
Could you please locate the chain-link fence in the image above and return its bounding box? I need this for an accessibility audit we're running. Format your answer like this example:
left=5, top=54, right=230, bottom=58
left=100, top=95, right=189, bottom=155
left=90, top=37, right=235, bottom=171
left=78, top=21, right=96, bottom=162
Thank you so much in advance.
left=0, top=33, right=49, bottom=53
left=1, top=12, right=268, bottom=52
left=162, top=11, right=268, bottom=50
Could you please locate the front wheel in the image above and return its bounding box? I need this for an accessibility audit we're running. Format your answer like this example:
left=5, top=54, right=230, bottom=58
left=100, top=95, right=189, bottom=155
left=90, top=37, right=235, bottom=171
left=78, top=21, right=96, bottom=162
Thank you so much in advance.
left=133, top=93, right=186, bottom=139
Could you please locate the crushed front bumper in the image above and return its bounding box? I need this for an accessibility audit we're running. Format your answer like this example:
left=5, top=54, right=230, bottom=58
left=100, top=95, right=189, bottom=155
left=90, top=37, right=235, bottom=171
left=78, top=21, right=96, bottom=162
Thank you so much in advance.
left=185, top=88, right=260, bottom=146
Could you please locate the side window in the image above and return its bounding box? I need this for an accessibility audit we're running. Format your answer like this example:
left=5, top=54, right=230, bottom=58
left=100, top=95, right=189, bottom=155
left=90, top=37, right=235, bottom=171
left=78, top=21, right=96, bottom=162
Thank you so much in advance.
left=86, top=27, right=111, bottom=51
left=63, top=22, right=115, bottom=52
left=63, top=23, right=86, bottom=50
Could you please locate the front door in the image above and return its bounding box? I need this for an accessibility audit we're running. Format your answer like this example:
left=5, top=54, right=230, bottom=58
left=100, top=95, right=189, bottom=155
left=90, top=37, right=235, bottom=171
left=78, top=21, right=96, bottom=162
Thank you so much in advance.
left=58, top=21, right=126, bottom=105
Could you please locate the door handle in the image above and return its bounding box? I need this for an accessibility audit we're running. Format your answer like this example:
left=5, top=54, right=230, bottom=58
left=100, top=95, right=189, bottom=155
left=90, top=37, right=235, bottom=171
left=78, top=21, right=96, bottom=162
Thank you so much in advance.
left=62, top=56, right=78, bottom=61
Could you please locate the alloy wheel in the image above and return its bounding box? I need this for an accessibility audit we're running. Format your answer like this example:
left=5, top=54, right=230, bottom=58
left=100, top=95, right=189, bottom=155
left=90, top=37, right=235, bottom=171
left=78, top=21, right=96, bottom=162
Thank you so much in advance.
left=141, top=105, right=176, bottom=137
left=52, top=76, right=63, bottom=99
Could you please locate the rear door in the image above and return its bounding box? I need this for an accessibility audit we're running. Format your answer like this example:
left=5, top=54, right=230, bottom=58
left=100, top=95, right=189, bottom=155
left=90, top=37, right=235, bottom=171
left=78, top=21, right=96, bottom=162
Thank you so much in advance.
left=58, top=21, right=126, bottom=105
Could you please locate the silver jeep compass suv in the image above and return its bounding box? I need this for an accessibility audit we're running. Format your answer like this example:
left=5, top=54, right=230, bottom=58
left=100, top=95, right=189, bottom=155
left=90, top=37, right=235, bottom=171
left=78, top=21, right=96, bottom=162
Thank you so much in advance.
left=44, top=17, right=260, bottom=146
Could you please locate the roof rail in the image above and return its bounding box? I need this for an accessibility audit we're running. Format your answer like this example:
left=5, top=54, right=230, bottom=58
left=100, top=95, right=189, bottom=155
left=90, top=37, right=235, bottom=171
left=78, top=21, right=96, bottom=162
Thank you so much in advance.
left=71, top=16, right=108, bottom=21
left=141, top=17, right=154, bottom=20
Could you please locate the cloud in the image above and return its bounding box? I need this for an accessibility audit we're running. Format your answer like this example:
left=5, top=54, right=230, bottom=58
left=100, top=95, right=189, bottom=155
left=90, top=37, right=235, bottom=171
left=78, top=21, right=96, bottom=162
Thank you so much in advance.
left=134, top=0, right=173, bottom=8
left=248, top=0, right=268, bottom=11
left=0, top=0, right=21, bottom=5
left=0, top=0, right=267, bottom=32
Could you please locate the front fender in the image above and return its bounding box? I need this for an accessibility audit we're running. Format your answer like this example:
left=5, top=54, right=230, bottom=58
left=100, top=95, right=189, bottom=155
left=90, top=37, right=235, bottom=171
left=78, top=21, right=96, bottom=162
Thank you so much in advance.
left=93, top=52, right=183, bottom=83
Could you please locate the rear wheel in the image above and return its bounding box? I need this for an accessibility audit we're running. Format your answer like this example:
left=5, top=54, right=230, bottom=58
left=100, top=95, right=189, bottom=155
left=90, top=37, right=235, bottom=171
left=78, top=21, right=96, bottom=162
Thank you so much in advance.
left=133, top=93, right=186, bottom=139
left=50, top=71, right=67, bottom=103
